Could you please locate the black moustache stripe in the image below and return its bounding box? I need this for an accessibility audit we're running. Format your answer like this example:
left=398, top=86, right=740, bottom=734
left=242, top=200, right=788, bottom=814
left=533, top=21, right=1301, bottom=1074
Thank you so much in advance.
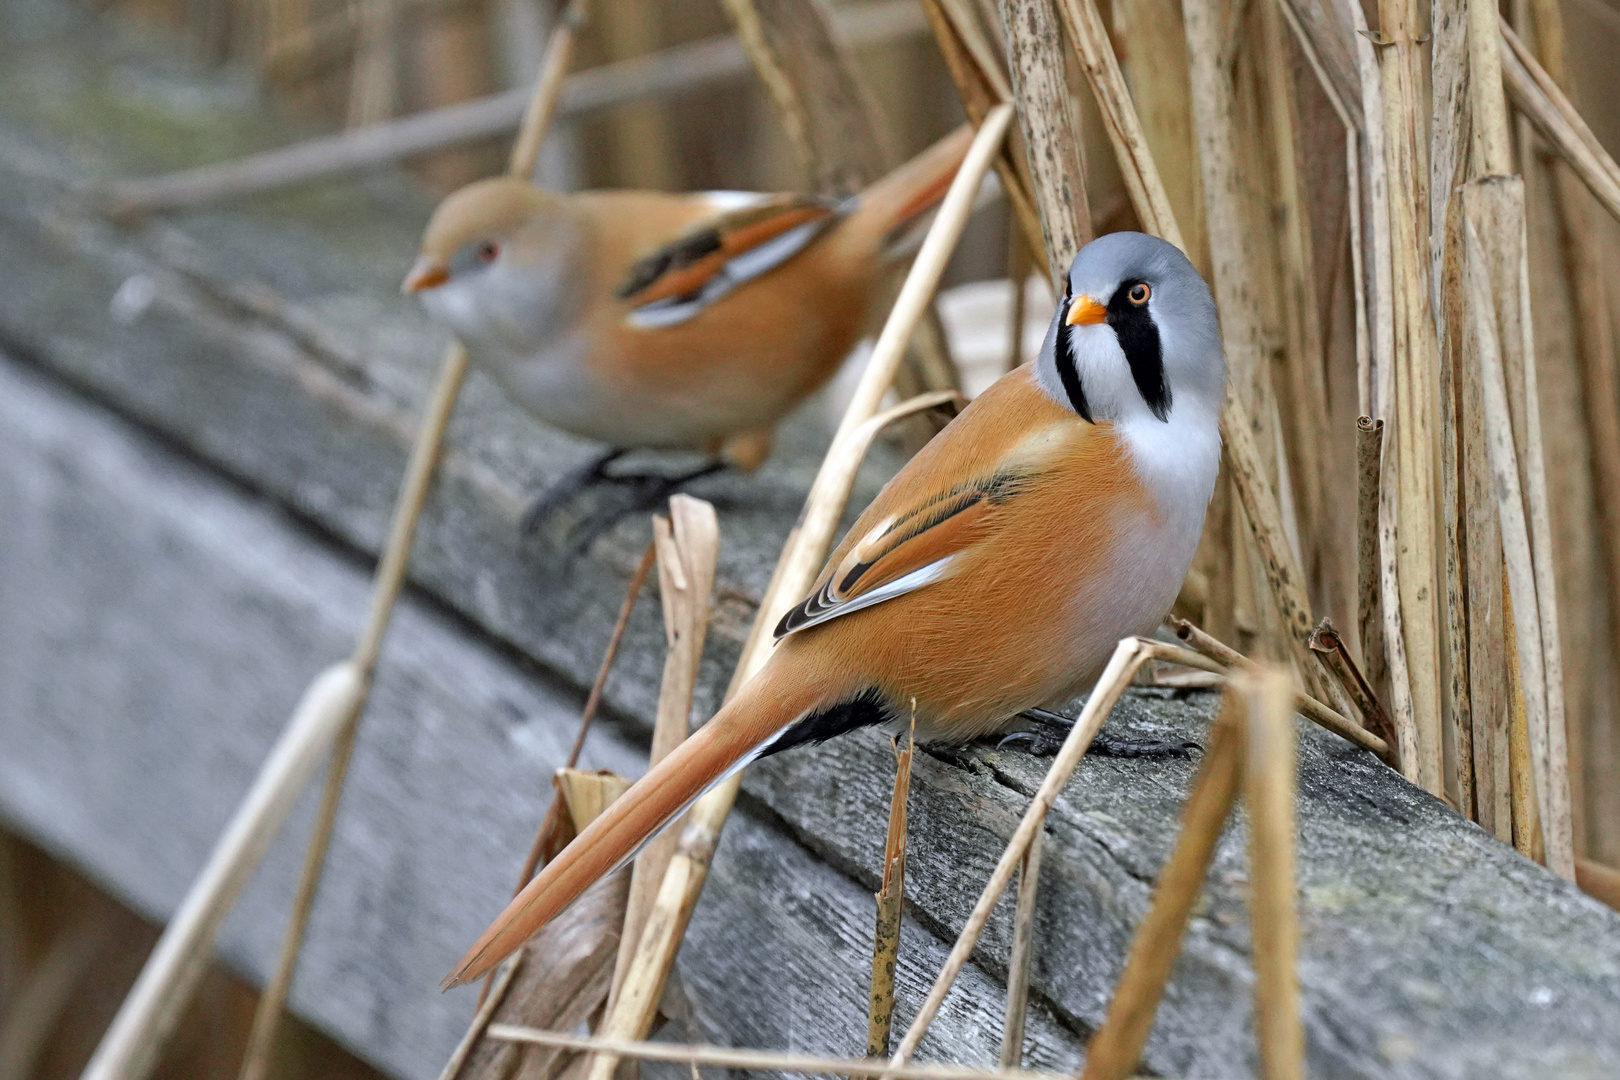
left=1107, top=282, right=1171, bottom=422
left=1053, top=298, right=1094, bottom=423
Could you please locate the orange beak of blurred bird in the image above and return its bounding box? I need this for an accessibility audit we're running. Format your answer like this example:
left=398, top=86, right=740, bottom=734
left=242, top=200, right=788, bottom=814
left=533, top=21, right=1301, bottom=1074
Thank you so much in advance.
left=441, top=232, right=1227, bottom=989
left=403, top=125, right=976, bottom=548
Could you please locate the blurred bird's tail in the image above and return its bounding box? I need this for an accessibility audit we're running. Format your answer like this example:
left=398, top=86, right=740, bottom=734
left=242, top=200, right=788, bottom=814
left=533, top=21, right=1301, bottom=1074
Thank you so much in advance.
left=849, top=123, right=977, bottom=256
left=440, top=658, right=839, bottom=989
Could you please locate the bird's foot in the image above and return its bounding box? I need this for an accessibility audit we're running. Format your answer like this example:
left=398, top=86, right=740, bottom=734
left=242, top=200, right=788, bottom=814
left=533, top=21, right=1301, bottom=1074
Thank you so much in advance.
left=564, top=459, right=728, bottom=553
left=997, top=707, right=1200, bottom=759
left=520, top=448, right=627, bottom=535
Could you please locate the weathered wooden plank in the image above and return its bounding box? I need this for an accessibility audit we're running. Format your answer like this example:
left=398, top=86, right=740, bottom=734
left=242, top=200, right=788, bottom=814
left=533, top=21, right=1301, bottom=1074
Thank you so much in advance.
left=0, top=352, right=1087, bottom=1078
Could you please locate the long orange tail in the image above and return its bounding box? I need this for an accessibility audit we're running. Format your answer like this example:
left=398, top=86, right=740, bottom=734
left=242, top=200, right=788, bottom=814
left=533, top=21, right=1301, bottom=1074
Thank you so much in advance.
left=442, top=660, right=833, bottom=988
left=848, top=123, right=975, bottom=246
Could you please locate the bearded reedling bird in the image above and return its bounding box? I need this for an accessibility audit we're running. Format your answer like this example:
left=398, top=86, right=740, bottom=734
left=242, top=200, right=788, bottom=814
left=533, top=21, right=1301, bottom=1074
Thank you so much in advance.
left=443, top=231, right=1225, bottom=987
left=402, top=125, right=975, bottom=545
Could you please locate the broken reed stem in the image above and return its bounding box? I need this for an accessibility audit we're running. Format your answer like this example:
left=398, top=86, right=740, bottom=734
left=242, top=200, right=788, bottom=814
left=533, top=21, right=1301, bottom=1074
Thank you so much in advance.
left=1169, top=620, right=1389, bottom=759
left=1078, top=694, right=1243, bottom=1080
left=436, top=955, right=524, bottom=1080
left=506, top=0, right=582, bottom=179
left=489, top=1026, right=1089, bottom=1080
left=998, top=828, right=1043, bottom=1069
left=1354, top=418, right=1387, bottom=697
left=1307, top=619, right=1397, bottom=754
left=888, top=638, right=1153, bottom=1068
left=868, top=718, right=916, bottom=1059
left=609, top=498, right=719, bottom=1010
left=1244, top=670, right=1302, bottom=1080
left=585, top=110, right=1013, bottom=1080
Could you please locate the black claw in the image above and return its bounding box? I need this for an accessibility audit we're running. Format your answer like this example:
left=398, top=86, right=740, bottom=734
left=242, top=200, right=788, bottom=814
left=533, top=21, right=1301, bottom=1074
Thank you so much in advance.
left=564, top=460, right=728, bottom=553
left=521, top=448, right=626, bottom=535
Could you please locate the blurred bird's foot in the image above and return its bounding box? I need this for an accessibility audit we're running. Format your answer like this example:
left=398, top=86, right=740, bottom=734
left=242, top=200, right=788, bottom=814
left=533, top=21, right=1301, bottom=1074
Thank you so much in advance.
left=565, top=459, right=728, bottom=554
left=998, top=707, right=1200, bottom=759
left=521, top=448, right=627, bottom=535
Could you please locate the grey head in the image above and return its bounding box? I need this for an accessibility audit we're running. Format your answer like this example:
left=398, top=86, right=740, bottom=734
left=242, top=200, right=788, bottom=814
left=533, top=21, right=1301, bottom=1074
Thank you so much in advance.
left=1033, top=231, right=1224, bottom=426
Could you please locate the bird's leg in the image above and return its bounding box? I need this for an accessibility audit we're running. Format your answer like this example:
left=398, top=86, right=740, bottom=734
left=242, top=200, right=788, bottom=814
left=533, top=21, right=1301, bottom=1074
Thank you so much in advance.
left=521, top=448, right=628, bottom=535
left=567, top=459, right=728, bottom=553
left=997, top=707, right=1200, bottom=758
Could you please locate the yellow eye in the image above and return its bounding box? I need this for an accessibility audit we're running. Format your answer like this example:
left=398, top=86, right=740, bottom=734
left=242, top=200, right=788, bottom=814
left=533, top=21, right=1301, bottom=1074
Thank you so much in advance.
left=1127, top=282, right=1150, bottom=305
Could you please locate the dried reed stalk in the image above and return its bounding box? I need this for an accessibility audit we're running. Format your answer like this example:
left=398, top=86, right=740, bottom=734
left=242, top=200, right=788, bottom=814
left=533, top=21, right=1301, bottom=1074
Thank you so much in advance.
left=1109, top=0, right=1205, bottom=269
left=1376, top=0, right=1446, bottom=796
left=438, top=955, right=525, bottom=1080
left=1170, top=619, right=1388, bottom=758
left=608, top=498, right=719, bottom=1009
left=1307, top=618, right=1396, bottom=752
left=916, top=0, right=1047, bottom=260
left=1052, top=0, right=1183, bottom=248
left=998, top=827, right=1042, bottom=1069
left=79, top=662, right=365, bottom=1080
left=868, top=721, right=915, bottom=1059
left=451, top=775, right=632, bottom=1080
left=101, top=2, right=929, bottom=218
left=489, top=1026, right=1088, bottom=1080
left=1244, top=669, right=1302, bottom=1080
left=1525, top=0, right=1620, bottom=858
left=998, top=0, right=1092, bottom=281
left=507, top=540, right=658, bottom=910
left=1353, top=418, right=1386, bottom=687
left=1077, top=693, right=1244, bottom=1080
left=1464, top=206, right=1551, bottom=857
left=1499, top=23, right=1620, bottom=225
left=584, top=110, right=1013, bottom=1080
left=1502, top=569, right=1543, bottom=860
left=345, top=0, right=398, bottom=129
left=230, top=24, right=588, bottom=1079
left=887, top=638, right=1163, bottom=1068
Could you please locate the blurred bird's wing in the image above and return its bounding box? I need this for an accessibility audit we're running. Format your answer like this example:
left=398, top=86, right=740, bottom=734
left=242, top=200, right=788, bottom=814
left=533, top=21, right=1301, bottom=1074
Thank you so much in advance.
left=616, top=194, right=846, bottom=327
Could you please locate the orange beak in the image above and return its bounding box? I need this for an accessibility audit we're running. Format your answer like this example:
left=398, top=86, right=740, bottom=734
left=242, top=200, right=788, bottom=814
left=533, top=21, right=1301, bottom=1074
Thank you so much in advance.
left=1065, top=295, right=1108, bottom=326
left=402, top=256, right=450, bottom=294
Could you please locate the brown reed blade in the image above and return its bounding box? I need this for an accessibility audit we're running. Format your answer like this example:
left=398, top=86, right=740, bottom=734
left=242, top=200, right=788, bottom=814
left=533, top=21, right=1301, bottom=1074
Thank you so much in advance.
left=608, top=499, right=719, bottom=1011
left=868, top=717, right=916, bottom=1059
left=1243, top=669, right=1303, bottom=1080
left=586, top=110, right=1013, bottom=1080
left=1078, top=690, right=1244, bottom=1080
left=1575, top=859, right=1620, bottom=911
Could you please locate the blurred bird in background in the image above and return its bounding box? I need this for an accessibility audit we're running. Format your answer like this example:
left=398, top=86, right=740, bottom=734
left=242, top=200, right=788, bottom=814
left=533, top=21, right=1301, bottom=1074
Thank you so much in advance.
left=443, top=231, right=1227, bottom=986
left=404, top=124, right=974, bottom=548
